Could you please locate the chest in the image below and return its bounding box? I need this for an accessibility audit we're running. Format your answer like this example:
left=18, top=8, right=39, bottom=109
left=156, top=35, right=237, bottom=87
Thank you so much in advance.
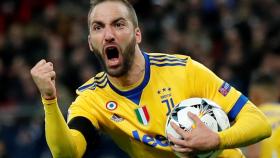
left=92, top=77, right=188, bottom=133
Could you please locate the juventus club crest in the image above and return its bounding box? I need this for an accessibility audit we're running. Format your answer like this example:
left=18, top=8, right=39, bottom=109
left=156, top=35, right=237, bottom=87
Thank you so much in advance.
left=135, top=106, right=150, bottom=125
left=157, top=87, right=175, bottom=116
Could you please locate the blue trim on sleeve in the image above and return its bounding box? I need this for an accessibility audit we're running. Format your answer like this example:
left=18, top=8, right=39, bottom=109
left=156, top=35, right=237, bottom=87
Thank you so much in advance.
left=149, top=57, right=186, bottom=63
left=108, top=52, right=150, bottom=105
left=95, top=75, right=107, bottom=84
left=94, top=72, right=106, bottom=80
left=228, top=94, right=249, bottom=122
left=150, top=63, right=186, bottom=67
left=78, top=83, right=95, bottom=91
left=77, top=74, right=108, bottom=92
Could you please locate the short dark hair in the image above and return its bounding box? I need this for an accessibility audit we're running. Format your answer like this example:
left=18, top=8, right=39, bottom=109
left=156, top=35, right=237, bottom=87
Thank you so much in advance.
left=88, top=0, right=138, bottom=30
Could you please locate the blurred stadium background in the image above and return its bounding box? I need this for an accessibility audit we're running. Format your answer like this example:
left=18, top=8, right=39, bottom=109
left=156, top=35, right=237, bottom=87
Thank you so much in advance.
left=0, top=0, right=279, bottom=157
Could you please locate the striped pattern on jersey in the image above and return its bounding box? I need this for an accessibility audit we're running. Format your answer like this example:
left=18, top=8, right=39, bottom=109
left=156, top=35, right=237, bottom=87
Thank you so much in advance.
left=77, top=72, right=108, bottom=91
left=148, top=53, right=188, bottom=67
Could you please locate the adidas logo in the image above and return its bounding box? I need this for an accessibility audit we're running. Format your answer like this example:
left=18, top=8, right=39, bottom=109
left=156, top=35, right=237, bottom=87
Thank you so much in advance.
left=111, top=114, right=124, bottom=122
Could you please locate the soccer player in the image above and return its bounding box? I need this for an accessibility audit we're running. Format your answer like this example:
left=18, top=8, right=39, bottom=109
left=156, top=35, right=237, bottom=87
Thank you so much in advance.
left=30, top=0, right=271, bottom=157
left=246, top=73, right=280, bottom=158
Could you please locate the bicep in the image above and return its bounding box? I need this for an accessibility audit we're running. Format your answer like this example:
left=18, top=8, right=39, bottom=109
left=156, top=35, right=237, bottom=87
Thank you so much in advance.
left=67, top=94, right=101, bottom=157
left=187, top=59, right=242, bottom=114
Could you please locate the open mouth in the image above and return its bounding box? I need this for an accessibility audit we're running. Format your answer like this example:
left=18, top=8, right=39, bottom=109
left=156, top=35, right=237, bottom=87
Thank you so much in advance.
left=106, top=46, right=119, bottom=60
left=104, top=46, right=121, bottom=67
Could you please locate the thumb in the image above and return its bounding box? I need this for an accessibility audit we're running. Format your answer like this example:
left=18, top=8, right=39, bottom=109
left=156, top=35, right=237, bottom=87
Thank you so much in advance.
left=51, top=75, right=56, bottom=85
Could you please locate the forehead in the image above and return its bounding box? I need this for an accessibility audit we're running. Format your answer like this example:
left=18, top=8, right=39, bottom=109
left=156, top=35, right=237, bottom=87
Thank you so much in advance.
left=89, top=1, right=130, bottom=23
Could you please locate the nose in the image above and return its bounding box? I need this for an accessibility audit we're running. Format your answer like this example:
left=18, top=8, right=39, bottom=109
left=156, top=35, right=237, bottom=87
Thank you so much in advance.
left=104, top=27, right=115, bottom=43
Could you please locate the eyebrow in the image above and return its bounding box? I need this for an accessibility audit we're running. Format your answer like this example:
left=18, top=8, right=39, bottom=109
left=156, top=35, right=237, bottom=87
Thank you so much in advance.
left=91, top=17, right=127, bottom=26
left=91, top=20, right=104, bottom=26
left=112, top=17, right=127, bottom=24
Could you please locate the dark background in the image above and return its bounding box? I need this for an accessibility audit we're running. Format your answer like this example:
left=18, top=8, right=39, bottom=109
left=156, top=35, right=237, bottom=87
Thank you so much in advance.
left=0, top=0, right=279, bottom=157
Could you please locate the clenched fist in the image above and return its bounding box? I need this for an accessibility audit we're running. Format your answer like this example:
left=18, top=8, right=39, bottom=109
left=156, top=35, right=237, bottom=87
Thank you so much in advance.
left=30, top=59, right=56, bottom=100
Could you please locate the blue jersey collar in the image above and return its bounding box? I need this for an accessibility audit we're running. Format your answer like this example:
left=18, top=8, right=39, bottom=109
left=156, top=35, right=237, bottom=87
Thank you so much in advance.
left=108, top=52, right=150, bottom=100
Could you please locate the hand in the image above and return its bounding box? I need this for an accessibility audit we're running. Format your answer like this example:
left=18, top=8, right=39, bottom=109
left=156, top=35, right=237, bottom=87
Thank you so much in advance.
left=167, top=112, right=220, bottom=156
left=30, top=59, right=57, bottom=100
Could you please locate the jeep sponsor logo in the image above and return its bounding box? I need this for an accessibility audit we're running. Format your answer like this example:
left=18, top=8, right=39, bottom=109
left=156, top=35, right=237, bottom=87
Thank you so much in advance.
left=132, top=130, right=169, bottom=147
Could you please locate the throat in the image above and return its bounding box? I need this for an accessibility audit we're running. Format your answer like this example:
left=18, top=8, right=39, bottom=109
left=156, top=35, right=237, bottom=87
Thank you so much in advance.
left=107, top=49, right=146, bottom=90
left=108, top=67, right=145, bottom=91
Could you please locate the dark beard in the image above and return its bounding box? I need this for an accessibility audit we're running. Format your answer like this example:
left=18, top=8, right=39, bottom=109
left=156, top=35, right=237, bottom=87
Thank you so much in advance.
left=92, top=37, right=136, bottom=77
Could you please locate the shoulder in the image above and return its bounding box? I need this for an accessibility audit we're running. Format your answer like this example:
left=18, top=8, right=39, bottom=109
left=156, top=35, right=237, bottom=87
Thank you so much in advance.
left=147, top=53, right=190, bottom=67
left=76, top=72, right=108, bottom=95
left=147, top=52, right=190, bottom=60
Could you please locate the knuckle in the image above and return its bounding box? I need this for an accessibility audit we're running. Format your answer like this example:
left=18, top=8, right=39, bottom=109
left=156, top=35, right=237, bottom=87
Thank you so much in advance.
left=30, top=70, right=38, bottom=77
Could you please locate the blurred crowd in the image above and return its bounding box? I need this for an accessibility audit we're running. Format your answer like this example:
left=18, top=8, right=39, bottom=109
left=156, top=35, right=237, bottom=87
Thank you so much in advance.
left=0, top=0, right=279, bottom=157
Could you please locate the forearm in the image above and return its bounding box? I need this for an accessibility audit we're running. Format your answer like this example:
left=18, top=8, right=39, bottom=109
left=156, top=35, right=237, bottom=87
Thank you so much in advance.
left=42, top=98, right=86, bottom=158
left=218, top=101, right=271, bottom=149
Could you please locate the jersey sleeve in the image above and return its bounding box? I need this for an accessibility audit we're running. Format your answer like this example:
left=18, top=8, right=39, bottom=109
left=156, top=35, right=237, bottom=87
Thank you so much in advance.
left=67, top=93, right=100, bottom=129
left=67, top=88, right=101, bottom=150
left=185, top=57, right=246, bottom=120
left=42, top=98, right=86, bottom=158
left=67, top=77, right=100, bottom=128
left=185, top=57, right=271, bottom=148
left=219, top=101, right=271, bottom=148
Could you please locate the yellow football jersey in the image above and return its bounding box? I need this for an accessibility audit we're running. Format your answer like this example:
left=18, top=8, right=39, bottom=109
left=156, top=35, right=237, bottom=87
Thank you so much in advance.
left=67, top=52, right=248, bottom=158
left=258, top=103, right=280, bottom=158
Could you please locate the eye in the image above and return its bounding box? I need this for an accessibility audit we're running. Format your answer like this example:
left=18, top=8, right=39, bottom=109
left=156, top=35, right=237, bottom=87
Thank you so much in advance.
left=115, top=22, right=124, bottom=28
left=92, top=25, right=102, bottom=31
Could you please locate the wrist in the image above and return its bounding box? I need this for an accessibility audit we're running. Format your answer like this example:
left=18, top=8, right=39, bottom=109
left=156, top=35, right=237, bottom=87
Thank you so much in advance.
left=41, top=96, right=57, bottom=105
left=42, top=94, right=56, bottom=100
left=217, top=132, right=225, bottom=149
left=214, top=132, right=221, bottom=149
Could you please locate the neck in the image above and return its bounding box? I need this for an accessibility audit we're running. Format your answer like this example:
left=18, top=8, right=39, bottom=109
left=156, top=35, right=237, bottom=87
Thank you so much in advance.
left=108, top=45, right=145, bottom=88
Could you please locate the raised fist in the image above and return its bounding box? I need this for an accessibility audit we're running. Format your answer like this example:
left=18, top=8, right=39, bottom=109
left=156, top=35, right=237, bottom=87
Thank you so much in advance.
left=30, top=59, right=56, bottom=100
